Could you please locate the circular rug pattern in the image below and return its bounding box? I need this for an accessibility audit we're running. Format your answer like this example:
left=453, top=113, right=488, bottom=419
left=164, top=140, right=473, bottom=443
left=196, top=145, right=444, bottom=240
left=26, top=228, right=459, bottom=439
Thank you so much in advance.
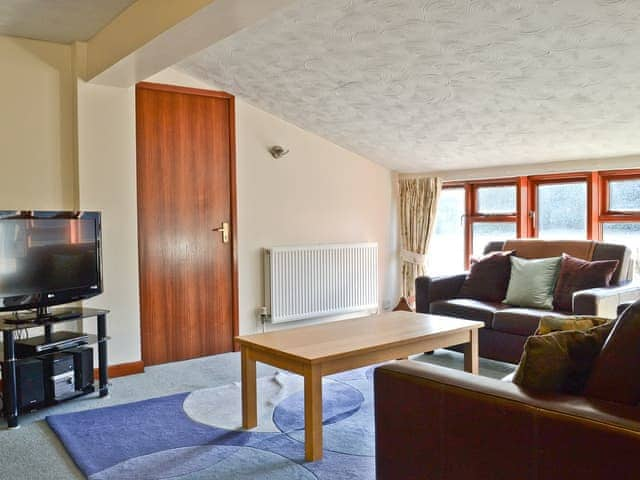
left=90, top=445, right=315, bottom=480
left=183, top=372, right=304, bottom=432
left=273, top=378, right=373, bottom=456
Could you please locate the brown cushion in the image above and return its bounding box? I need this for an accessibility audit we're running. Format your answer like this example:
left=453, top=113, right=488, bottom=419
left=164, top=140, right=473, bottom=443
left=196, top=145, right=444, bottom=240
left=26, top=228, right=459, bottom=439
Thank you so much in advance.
left=584, top=300, right=640, bottom=405
left=536, top=315, right=609, bottom=335
left=492, top=308, right=567, bottom=337
left=513, top=322, right=614, bottom=394
left=457, top=250, right=514, bottom=302
left=553, top=253, right=619, bottom=312
left=429, top=299, right=508, bottom=328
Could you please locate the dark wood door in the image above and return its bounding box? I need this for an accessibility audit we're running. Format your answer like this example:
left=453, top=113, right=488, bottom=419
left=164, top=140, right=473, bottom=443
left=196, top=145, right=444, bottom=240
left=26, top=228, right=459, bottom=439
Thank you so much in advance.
left=136, top=82, right=237, bottom=366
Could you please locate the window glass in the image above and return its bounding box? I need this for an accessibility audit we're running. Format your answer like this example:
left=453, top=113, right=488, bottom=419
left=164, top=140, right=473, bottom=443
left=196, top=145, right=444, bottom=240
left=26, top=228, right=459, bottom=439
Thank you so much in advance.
left=609, top=179, right=640, bottom=212
left=537, top=182, right=587, bottom=239
left=476, top=185, right=516, bottom=214
left=472, top=222, right=516, bottom=258
left=602, top=223, right=640, bottom=280
left=427, top=188, right=465, bottom=274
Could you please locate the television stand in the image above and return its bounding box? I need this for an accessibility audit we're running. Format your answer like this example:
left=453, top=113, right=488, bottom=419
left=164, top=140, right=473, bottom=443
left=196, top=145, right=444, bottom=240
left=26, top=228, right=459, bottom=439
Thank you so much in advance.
left=0, top=307, right=109, bottom=428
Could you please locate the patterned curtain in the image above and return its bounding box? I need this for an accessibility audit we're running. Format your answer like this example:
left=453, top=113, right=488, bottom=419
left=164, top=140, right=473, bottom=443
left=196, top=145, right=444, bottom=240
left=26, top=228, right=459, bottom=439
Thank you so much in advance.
left=398, top=176, right=442, bottom=302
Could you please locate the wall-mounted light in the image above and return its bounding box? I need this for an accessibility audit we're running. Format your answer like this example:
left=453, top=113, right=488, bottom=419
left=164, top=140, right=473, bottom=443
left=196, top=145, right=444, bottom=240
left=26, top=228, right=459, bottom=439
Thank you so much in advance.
left=269, top=145, right=290, bottom=159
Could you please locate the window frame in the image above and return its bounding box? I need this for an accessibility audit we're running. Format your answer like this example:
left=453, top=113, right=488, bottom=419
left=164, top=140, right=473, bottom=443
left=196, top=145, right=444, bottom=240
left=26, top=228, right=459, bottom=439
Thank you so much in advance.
left=435, top=169, right=639, bottom=271
left=465, top=179, right=519, bottom=263
left=528, top=172, right=595, bottom=239
left=599, top=169, right=640, bottom=221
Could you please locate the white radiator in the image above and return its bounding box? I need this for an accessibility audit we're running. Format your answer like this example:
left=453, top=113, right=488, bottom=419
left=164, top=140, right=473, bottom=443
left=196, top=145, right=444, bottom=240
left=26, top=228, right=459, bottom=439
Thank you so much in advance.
left=264, top=243, right=379, bottom=324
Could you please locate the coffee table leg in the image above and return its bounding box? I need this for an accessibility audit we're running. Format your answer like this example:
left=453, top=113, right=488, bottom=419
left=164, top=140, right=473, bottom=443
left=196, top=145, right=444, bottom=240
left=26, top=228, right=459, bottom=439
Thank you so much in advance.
left=464, top=328, right=479, bottom=375
left=241, top=346, right=257, bottom=429
left=304, top=364, right=323, bottom=461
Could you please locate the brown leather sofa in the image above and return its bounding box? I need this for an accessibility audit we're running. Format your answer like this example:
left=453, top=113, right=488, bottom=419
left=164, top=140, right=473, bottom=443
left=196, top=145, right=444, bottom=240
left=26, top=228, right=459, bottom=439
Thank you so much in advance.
left=375, top=300, right=640, bottom=480
left=416, top=239, right=640, bottom=363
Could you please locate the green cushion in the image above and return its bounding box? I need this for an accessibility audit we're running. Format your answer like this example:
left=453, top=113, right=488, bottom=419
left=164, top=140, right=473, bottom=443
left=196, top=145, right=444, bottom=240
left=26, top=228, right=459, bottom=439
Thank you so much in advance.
left=536, top=315, right=609, bottom=335
left=504, top=256, right=561, bottom=310
left=513, top=322, right=614, bottom=394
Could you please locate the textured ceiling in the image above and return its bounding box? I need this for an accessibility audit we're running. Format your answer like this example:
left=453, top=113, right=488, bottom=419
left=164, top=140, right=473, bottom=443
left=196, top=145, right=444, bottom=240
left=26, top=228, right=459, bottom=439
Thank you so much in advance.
left=0, top=0, right=136, bottom=43
left=178, top=0, right=640, bottom=172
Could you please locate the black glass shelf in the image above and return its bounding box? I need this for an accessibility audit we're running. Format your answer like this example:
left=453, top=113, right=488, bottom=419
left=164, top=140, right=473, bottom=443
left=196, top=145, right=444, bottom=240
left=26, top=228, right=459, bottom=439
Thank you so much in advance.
left=0, top=307, right=109, bottom=331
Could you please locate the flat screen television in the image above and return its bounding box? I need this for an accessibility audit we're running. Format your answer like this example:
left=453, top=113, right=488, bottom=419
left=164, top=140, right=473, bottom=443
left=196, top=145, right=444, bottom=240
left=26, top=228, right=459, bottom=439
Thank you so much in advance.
left=0, top=211, right=102, bottom=313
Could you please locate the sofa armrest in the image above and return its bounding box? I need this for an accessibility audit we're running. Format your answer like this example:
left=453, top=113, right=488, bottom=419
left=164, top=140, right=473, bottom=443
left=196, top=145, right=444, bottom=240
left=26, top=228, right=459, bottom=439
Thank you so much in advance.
left=415, top=273, right=467, bottom=313
left=375, top=361, right=640, bottom=480
left=573, top=283, right=640, bottom=318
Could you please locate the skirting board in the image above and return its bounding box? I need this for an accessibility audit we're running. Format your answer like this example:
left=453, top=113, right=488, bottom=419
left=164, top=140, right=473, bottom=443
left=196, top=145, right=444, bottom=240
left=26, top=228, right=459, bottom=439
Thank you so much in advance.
left=0, top=360, right=145, bottom=391
left=93, top=360, right=145, bottom=380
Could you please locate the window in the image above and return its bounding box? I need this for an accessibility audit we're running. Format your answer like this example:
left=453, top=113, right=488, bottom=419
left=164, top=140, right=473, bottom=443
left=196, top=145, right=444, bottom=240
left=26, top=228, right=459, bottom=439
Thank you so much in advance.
left=600, top=173, right=640, bottom=280
left=534, top=181, right=587, bottom=239
left=427, top=187, right=465, bottom=275
left=428, top=170, right=640, bottom=279
left=472, top=222, right=517, bottom=258
left=602, top=223, right=640, bottom=268
left=469, top=183, right=517, bottom=260
left=476, top=185, right=517, bottom=214
left=608, top=178, right=640, bottom=212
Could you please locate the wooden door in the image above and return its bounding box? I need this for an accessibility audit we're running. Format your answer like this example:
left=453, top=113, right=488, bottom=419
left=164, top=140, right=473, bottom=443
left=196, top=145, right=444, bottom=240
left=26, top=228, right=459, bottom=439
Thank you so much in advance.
left=136, top=82, right=237, bottom=366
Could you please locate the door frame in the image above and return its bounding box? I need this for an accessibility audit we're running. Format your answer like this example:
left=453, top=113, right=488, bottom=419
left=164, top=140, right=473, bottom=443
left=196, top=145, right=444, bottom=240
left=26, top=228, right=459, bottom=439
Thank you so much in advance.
left=135, top=81, right=240, bottom=356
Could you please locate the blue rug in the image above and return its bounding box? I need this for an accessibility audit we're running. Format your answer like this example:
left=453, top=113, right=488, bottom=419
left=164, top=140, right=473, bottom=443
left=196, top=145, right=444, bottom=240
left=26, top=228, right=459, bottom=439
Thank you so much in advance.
left=47, top=367, right=376, bottom=479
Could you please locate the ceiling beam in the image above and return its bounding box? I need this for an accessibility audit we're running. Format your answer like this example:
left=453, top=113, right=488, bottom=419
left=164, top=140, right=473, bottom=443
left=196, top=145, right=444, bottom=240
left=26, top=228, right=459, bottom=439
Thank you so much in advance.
left=86, top=0, right=296, bottom=87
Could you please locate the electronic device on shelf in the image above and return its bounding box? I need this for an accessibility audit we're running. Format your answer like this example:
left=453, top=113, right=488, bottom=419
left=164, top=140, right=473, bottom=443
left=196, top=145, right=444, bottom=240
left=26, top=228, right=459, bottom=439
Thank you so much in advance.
left=41, top=352, right=76, bottom=401
left=16, top=358, right=45, bottom=410
left=67, top=346, right=94, bottom=390
left=15, top=331, right=90, bottom=356
left=0, top=211, right=102, bottom=318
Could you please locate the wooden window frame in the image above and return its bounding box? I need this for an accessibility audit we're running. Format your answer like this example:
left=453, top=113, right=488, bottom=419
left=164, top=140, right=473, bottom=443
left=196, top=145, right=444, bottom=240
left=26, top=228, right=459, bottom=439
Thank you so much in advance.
left=466, top=179, right=519, bottom=266
left=527, top=172, right=597, bottom=239
left=437, top=169, right=640, bottom=270
left=599, top=169, right=640, bottom=221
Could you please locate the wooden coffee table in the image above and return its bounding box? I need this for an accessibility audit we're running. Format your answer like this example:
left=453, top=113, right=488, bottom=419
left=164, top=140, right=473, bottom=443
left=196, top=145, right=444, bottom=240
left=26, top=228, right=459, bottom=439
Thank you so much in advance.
left=235, top=311, right=483, bottom=461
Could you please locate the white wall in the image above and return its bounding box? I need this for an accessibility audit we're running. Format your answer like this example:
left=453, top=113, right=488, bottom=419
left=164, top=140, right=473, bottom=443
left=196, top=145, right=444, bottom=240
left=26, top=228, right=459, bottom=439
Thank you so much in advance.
left=235, top=95, right=397, bottom=333
left=76, top=81, right=140, bottom=365
left=74, top=67, right=397, bottom=365
left=0, top=35, right=75, bottom=209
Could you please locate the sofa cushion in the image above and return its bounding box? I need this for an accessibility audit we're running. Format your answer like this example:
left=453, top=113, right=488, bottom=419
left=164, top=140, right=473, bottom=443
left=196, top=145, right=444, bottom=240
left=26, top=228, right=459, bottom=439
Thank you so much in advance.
left=513, top=321, right=614, bottom=394
left=553, top=253, right=618, bottom=312
left=584, top=300, right=640, bottom=405
left=493, top=308, right=568, bottom=337
left=504, top=256, right=561, bottom=310
left=429, top=299, right=507, bottom=327
left=458, top=250, right=514, bottom=302
left=592, top=242, right=632, bottom=285
left=536, top=315, right=609, bottom=335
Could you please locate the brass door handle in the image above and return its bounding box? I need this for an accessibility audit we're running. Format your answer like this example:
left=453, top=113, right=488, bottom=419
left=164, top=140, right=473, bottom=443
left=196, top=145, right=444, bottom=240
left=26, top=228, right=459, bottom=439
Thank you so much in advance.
left=212, top=222, right=230, bottom=243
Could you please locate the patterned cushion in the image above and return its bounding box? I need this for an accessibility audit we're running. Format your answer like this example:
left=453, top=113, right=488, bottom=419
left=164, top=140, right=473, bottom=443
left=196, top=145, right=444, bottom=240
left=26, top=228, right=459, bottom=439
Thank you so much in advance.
left=513, top=322, right=614, bottom=394
left=535, top=315, right=609, bottom=335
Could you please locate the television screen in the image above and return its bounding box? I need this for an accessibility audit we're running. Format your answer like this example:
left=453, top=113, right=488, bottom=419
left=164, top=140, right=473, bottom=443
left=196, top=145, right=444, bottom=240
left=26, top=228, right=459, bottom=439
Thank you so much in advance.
left=0, top=211, right=102, bottom=312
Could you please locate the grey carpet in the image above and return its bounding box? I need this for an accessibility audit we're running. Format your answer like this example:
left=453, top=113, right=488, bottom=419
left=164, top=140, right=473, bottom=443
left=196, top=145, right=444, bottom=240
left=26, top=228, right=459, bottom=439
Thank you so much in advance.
left=0, top=350, right=515, bottom=480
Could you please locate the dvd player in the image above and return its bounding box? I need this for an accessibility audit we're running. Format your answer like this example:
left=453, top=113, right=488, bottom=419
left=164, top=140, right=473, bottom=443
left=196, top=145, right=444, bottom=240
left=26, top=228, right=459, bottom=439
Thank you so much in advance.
left=15, top=331, right=89, bottom=356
